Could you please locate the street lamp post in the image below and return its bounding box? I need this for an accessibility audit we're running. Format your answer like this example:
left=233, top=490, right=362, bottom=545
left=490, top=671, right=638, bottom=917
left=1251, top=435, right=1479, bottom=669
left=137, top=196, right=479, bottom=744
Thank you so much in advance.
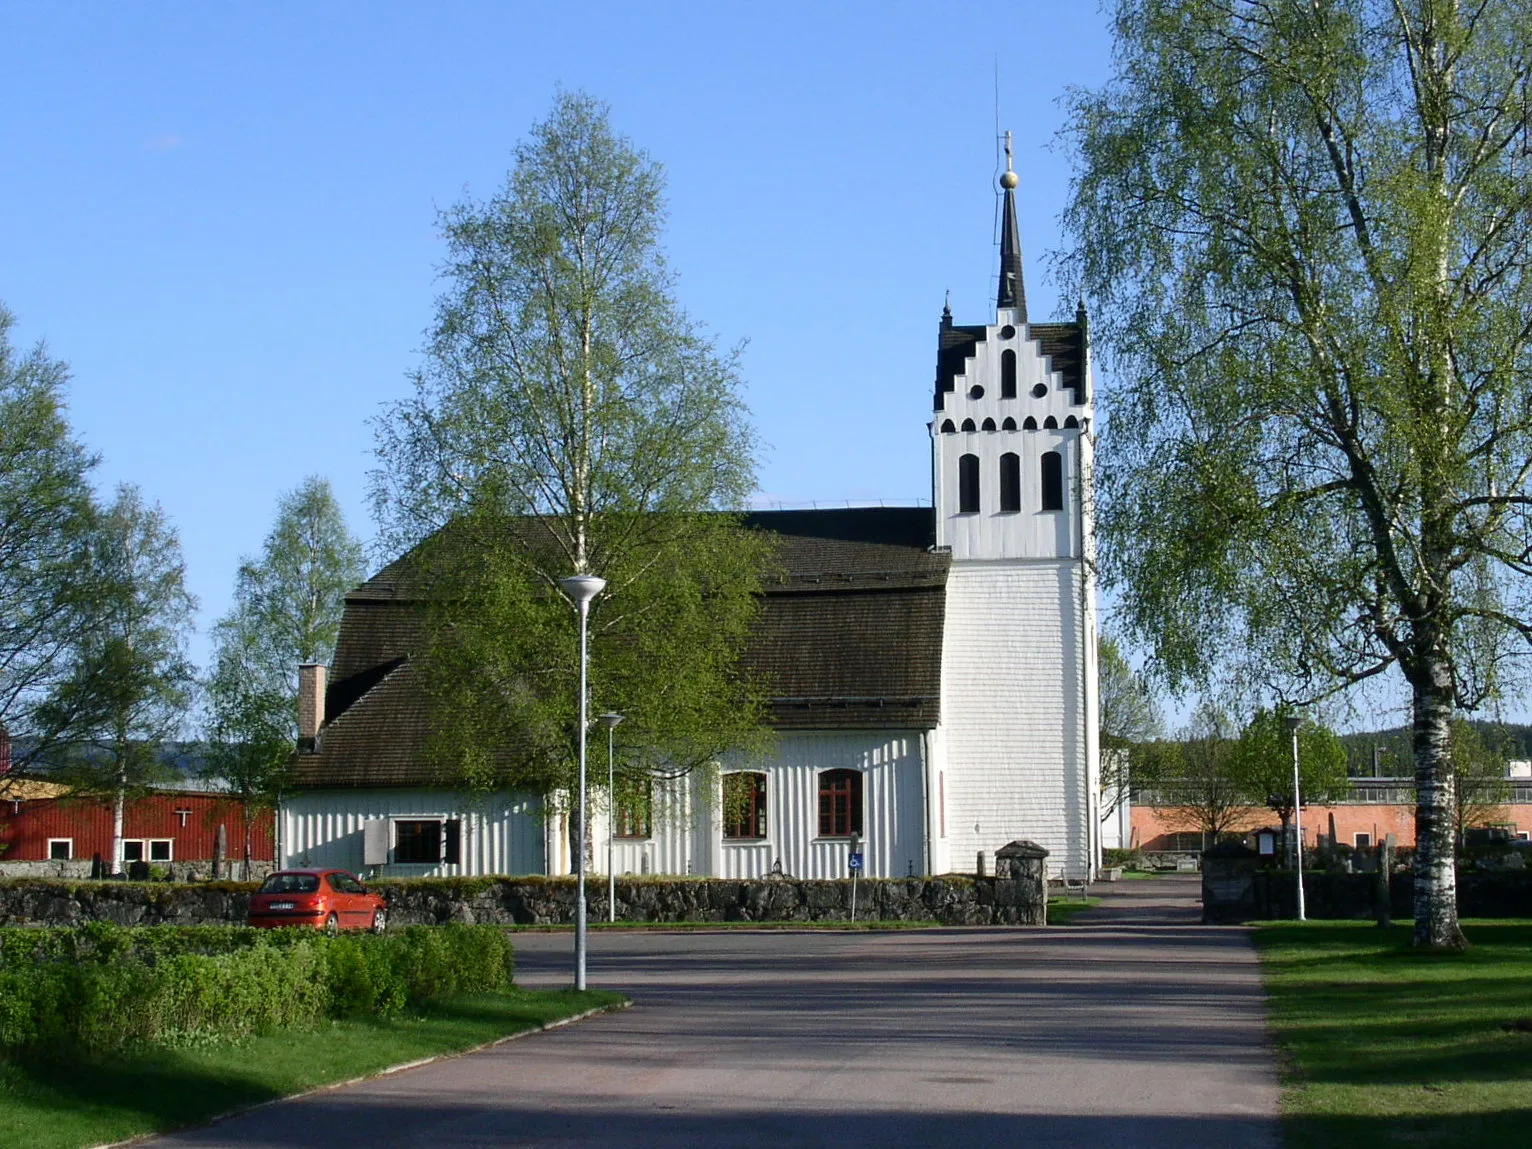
left=1286, top=713, right=1307, bottom=922
left=598, top=712, right=624, bottom=924
left=559, top=573, right=606, bottom=991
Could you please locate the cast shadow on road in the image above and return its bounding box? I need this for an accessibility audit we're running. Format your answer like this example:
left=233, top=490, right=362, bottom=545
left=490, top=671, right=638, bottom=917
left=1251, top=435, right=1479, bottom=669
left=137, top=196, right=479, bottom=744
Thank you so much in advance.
left=150, top=1099, right=1286, bottom=1149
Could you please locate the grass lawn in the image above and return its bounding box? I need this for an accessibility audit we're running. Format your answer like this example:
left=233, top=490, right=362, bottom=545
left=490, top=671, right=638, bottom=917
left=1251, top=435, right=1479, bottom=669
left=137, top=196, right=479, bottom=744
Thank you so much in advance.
left=1046, top=897, right=1101, bottom=925
left=0, top=988, right=623, bottom=1149
left=513, top=919, right=941, bottom=930
left=1254, top=920, right=1532, bottom=1149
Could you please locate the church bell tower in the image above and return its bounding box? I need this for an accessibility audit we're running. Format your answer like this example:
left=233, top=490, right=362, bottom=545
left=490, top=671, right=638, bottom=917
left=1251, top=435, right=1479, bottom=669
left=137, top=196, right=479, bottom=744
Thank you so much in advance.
left=928, top=134, right=1102, bottom=878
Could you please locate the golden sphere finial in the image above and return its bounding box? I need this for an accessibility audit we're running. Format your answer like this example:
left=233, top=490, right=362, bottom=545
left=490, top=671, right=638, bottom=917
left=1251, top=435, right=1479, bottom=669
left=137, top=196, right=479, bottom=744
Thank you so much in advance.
left=999, top=169, right=1019, bottom=190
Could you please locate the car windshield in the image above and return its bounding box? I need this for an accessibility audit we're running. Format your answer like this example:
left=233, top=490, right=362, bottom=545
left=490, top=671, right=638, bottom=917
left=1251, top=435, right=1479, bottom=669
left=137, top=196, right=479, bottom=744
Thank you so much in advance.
left=259, top=873, right=320, bottom=894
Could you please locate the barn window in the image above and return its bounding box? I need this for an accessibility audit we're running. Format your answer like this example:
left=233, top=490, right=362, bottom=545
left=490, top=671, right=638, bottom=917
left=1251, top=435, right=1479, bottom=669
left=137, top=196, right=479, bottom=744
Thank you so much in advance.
left=958, top=453, right=980, bottom=513
left=1001, top=349, right=1017, bottom=398
left=999, top=452, right=1021, bottom=513
left=960, top=418, right=977, bottom=432
left=723, top=773, right=767, bottom=840
left=149, top=840, right=172, bottom=862
left=1041, top=451, right=1064, bottom=511
left=940, top=419, right=956, bottom=433
left=615, top=777, right=652, bottom=839
left=48, top=838, right=72, bottom=861
left=818, top=770, right=863, bottom=838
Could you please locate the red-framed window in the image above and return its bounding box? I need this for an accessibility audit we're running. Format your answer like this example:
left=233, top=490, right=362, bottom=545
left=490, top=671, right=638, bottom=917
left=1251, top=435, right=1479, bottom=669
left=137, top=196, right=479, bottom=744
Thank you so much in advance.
left=818, top=770, right=863, bottom=838
left=723, top=773, right=767, bottom=840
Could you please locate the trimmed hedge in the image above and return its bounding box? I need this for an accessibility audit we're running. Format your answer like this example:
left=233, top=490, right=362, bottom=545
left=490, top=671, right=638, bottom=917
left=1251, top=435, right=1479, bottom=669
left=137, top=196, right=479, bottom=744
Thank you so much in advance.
left=0, top=922, right=515, bottom=1054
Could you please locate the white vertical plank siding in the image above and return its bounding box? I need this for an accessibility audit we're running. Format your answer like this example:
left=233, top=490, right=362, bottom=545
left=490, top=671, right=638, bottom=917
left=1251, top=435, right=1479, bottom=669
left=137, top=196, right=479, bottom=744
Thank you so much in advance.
left=281, top=789, right=545, bottom=878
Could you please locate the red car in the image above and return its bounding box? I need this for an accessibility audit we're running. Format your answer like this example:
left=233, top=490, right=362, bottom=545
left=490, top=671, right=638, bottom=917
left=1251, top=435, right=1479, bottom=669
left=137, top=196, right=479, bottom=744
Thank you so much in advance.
left=248, top=868, right=387, bottom=934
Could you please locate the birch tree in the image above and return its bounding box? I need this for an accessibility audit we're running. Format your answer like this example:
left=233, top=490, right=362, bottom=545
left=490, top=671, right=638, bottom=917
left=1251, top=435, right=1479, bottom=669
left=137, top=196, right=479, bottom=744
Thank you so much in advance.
left=373, top=91, right=766, bottom=797
left=1065, top=0, right=1532, bottom=948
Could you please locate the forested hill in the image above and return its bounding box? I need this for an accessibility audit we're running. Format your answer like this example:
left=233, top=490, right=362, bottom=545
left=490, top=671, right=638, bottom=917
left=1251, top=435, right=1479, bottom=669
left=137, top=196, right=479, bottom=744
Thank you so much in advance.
left=1339, top=723, right=1532, bottom=777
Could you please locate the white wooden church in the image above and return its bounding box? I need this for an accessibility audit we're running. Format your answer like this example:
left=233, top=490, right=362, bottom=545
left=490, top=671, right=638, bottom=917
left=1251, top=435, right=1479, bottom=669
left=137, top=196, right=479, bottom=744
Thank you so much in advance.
left=283, top=148, right=1102, bottom=881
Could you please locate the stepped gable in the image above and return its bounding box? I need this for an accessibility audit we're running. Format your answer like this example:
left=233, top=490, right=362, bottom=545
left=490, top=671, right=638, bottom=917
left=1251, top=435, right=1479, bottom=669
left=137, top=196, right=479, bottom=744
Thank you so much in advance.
left=292, top=507, right=950, bottom=789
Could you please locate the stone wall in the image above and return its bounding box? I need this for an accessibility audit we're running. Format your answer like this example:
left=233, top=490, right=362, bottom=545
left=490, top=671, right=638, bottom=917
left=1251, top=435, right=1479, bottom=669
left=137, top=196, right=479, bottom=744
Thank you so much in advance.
left=1202, top=862, right=1532, bottom=923
left=0, top=869, right=1049, bottom=928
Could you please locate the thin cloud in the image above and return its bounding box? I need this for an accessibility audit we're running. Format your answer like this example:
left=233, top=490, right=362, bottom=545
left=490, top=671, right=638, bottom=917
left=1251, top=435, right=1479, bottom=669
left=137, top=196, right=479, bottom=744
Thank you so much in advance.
left=143, top=133, right=185, bottom=153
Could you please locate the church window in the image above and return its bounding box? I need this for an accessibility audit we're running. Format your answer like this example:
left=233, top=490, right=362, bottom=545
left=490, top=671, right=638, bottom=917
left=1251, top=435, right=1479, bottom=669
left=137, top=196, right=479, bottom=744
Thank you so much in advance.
left=981, top=417, right=996, bottom=432
left=614, top=777, right=652, bottom=839
left=1032, top=383, right=1048, bottom=399
left=1001, top=417, right=1017, bottom=431
left=1001, top=350, right=1017, bottom=399
left=1041, top=451, right=1064, bottom=511
left=1064, top=415, right=1079, bottom=429
left=723, top=773, right=767, bottom=840
left=961, top=418, right=977, bottom=432
left=1000, top=324, right=1016, bottom=340
left=958, top=453, right=980, bottom=513
left=940, top=419, right=956, bottom=433
left=999, top=453, right=1021, bottom=513
left=1044, top=415, right=1059, bottom=429
left=818, top=770, right=863, bottom=838
left=968, top=385, right=985, bottom=400
left=1023, top=416, right=1038, bottom=430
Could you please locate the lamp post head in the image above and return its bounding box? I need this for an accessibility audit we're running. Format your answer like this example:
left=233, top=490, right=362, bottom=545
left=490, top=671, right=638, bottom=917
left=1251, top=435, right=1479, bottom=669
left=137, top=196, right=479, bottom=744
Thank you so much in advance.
left=559, top=574, right=607, bottom=605
left=597, top=712, right=625, bottom=729
left=1284, top=715, right=1301, bottom=734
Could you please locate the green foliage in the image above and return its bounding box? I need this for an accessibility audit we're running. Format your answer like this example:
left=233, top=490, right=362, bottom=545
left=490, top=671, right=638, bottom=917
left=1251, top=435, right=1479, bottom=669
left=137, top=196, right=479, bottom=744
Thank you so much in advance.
left=208, top=475, right=366, bottom=711
left=0, top=923, right=515, bottom=1055
left=1234, top=707, right=1350, bottom=825
left=0, top=304, right=106, bottom=762
left=39, top=485, right=197, bottom=804
left=1064, top=0, right=1532, bottom=949
left=1448, top=719, right=1513, bottom=843
left=371, top=91, right=769, bottom=794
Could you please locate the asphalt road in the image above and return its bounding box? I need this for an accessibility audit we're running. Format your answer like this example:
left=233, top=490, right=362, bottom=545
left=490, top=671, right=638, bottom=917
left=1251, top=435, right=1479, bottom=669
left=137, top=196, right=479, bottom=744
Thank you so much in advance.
left=152, top=876, right=1280, bottom=1148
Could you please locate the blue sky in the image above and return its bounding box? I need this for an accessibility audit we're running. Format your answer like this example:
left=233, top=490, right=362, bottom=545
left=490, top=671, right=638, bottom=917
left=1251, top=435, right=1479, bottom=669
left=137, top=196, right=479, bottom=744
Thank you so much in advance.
left=2, top=1, right=1116, bottom=675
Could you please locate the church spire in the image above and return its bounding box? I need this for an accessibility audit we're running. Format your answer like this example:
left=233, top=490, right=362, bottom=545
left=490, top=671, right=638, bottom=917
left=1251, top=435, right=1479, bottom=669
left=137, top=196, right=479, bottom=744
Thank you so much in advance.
left=996, top=131, right=1027, bottom=321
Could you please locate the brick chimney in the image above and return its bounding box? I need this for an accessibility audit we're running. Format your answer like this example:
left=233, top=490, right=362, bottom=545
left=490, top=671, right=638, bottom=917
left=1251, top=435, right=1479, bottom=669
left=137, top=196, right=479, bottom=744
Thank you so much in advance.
left=297, top=664, right=327, bottom=753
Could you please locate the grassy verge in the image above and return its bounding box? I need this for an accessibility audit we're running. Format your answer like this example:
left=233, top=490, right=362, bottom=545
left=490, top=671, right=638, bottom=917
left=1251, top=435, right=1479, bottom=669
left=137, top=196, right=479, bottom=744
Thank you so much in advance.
left=511, top=919, right=940, bottom=931
left=0, top=987, right=623, bottom=1149
left=1254, top=920, right=1532, bottom=1149
left=1046, top=897, right=1101, bottom=925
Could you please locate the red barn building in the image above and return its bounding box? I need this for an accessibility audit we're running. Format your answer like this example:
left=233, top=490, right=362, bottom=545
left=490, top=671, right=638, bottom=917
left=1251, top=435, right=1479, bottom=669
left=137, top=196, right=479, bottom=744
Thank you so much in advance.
left=0, top=785, right=275, bottom=874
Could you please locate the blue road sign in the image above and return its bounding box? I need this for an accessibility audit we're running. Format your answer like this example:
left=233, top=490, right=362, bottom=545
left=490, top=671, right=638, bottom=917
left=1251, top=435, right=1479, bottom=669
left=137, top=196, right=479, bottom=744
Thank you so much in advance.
left=848, top=852, right=864, bottom=873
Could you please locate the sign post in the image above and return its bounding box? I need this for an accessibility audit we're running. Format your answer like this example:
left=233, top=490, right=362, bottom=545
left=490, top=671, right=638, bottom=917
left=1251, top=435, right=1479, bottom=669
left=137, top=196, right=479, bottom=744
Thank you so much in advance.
left=848, top=835, right=864, bottom=922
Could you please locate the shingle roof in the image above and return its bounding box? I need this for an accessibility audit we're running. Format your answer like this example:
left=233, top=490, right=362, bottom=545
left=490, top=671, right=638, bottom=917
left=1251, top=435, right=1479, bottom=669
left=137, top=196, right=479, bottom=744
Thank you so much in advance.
left=292, top=507, right=949, bottom=789
left=934, top=317, right=1087, bottom=410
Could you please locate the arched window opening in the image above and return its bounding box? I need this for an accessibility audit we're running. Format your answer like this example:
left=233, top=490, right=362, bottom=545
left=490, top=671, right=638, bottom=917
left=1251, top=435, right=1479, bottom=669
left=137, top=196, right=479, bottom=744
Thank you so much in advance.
left=999, top=452, right=1021, bottom=513
left=958, top=453, right=980, bottom=513
left=981, top=417, right=997, bottom=432
left=940, top=419, right=956, bottom=433
left=1043, top=415, right=1059, bottom=429
left=723, top=773, right=767, bottom=840
left=1023, top=416, right=1038, bottom=430
left=1001, top=349, right=1017, bottom=399
left=1064, top=415, right=1079, bottom=429
left=960, top=418, right=977, bottom=432
left=1041, top=451, right=1064, bottom=512
left=818, top=769, right=863, bottom=838
left=614, top=776, right=653, bottom=839
left=1001, top=417, right=1017, bottom=431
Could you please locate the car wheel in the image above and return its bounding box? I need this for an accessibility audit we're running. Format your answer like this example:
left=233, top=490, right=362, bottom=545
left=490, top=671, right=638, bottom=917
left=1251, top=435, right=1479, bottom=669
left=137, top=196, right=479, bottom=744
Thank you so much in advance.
left=324, top=913, right=339, bottom=936
left=371, top=909, right=386, bottom=934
